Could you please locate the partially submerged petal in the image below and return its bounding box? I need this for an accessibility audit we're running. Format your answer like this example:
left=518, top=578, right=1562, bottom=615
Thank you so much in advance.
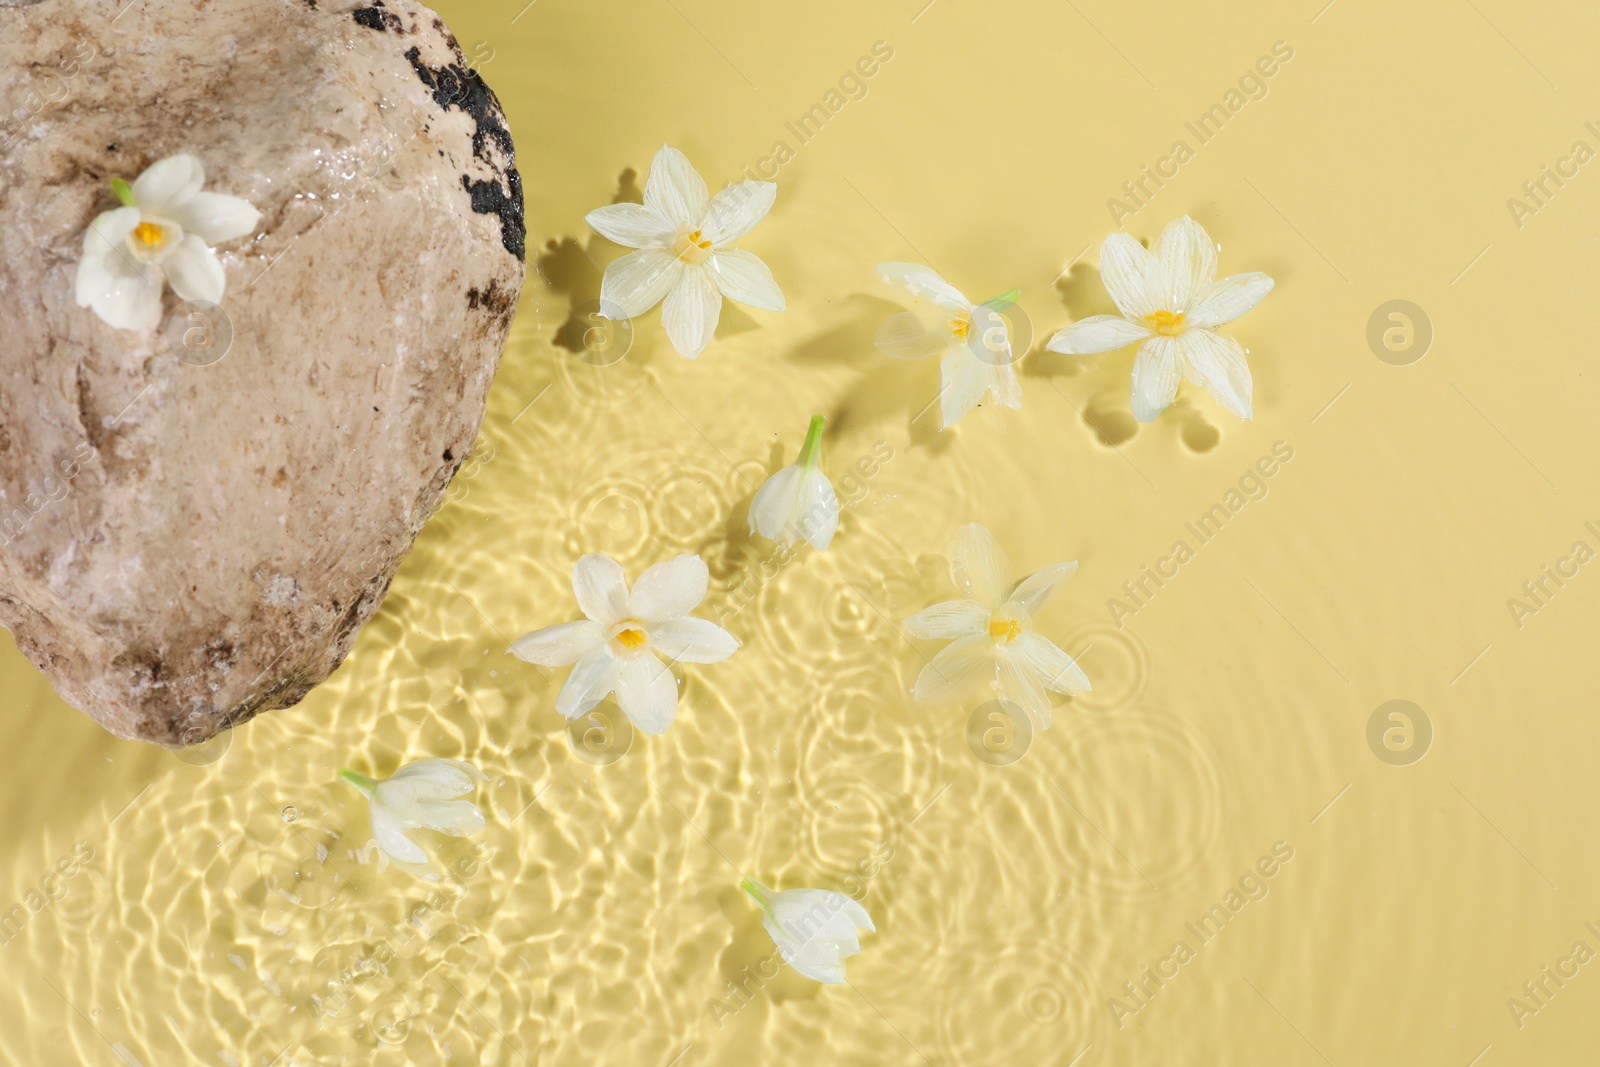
left=795, top=466, right=839, bottom=550
left=1129, top=336, right=1181, bottom=423
left=167, top=191, right=260, bottom=245
left=874, top=308, right=951, bottom=361
left=1045, top=314, right=1152, bottom=355
left=949, top=523, right=1014, bottom=608
left=1179, top=328, right=1253, bottom=420
left=875, top=262, right=970, bottom=312
left=1012, top=632, right=1091, bottom=694
left=912, top=633, right=994, bottom=704
left=902, top=598, right=989, bottom=640
left=938, top=343, right=989, bottom=429
left=997, top=650, right=1055, bottom=730
left=748, top=464, right=805, bottom=544
left=1006, top=561, right=1079, bottom=616
left=368, top=806, right=430, bottom=865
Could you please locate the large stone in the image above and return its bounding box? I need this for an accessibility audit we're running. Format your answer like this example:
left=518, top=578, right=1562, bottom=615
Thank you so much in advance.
left=0, top=0, right=525, bottom=745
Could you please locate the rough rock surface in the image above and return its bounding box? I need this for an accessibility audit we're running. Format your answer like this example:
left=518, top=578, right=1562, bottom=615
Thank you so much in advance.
left=0, top=0, right=525, bottom=745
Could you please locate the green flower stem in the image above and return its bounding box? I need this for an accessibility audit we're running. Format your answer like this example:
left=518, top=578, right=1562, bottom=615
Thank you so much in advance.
left=338, top=768, right=377, bottom=794
left=797, top=415, right=825, bottom=469
left=110, top=177, right=135, bottom=207
left=739, top=876, right=774, bottom=913
left=981, top=287, right=1020, bottom=312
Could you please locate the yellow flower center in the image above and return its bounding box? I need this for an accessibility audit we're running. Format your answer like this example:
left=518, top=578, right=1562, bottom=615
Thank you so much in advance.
left=674, top=229, right=713, bottom=263
left=988, top=618, right=1022, bottom=644
left=1145, top=309, right=1186, bottom=336
left=948, top=314, right=972, bottom=340
left=615, top=627, right=648, bottom=650
left=133, top=221, right=164, bottom=247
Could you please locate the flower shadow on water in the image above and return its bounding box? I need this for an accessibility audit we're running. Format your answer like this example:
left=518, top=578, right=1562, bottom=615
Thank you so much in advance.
left=714, top=894, right=825, bottom=1010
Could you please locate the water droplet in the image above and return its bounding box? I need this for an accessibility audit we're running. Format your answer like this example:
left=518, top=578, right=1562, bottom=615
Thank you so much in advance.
left=281, top=806, right=299, bottom=823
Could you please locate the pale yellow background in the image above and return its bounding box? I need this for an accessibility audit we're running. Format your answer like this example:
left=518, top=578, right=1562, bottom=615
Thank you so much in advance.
left=3, top=0, right=1599, bottom=1064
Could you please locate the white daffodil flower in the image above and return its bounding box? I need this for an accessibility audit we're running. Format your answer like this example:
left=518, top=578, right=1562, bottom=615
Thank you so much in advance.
left=873, top=263, right=1022, bottom=429
left=585, top=145, right=785, bottom=359
left=75, top=153, right=260, bottom=331
left=338, top=758, right=487, bottom=867
left=749, top=415, right=839, bottom=551
left=1044, top=215, right=1273, bottom=423
left=902, top=523, right=1090, bottom=729
left=509, top=553, right=739, bottom=735
left=740, top=877, right=875, bottom=985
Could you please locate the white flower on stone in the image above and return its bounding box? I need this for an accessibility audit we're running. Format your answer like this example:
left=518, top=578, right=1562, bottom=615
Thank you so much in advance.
left=873, top=263, right=1022, bottom=429
left=75, top=153, right=261, bottom=332
left=749, top=415, right=839, bottom=551
left=902, top=523, right=1090, bottom=729
left=740, top=877, right=875, bottom=985
left=1044, top=215, right=1273, bottom=423
left=509, top=553, right=739, bottom=734
left=585, top=145, right=785, bottom=359
left=338, top=758, right=486, bottom=867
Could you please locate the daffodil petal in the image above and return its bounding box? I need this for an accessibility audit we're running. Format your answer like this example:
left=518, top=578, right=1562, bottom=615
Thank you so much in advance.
left=902, top=599, right=988, bottom=640
left=1006, top=561, right=1078, bottom=616
left=651, top=617, right=740, bottom=663
left=1153, top=215, right=1217, bottom=312
left=1189, top=272, right=1274, bottom=328
left=874, top=309, right=950, bottom=361
left=78, top=206, right=140, bottom=264
left=938, top=343, right=988, bottom=429
left=1098, top=232, right=1160, bottom=320
left=598, top=247, right=682, bottom=318
left=629, top=553, right=709, bottom=621
left=950, top=523, right=1014, bottom=608
left=87, top=264, right=164, bottom=331
left=1014, top=632, right=1090, bottom=694
left=796, top=466, right=838, bottom=550
left=912, top=633, right=993, bottom=704
left=167, top=191, right=260, bottom=245
left=1045, top=314, right=1152, bottom=355
left=572, top=554, right=629, bottom=624
left=585, top=202, right=675, bottom=248
left=749, top=464, right=805, bottom=543
left=616, top=655, right=678, bottom=735
left=997, top=649, right=1055, bottom=730
left=510, top=619, right=604, bottom=666
left=701, top=180, right=776, bottom=246
left=875, top=262, right=970, bottom=313
left=164, top=235, right=225, bottom=304
left=130, top=153, right=205, bottom=214
left=661, top=266, right=721, bottom=359
left=368, top=806, right=430, bottom=865
left=1179, top=328, right=1253, bottom=420
left=707, top=248, right=785, bottom=311
left=555, top=644, right=621, bottom=718
left=1130, top=336, right=1182, bottom=423
left=643, top=145, right=709, bottom=229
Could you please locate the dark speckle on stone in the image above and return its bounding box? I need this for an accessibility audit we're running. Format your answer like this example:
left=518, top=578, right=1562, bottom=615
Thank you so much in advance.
left=352, top=0, right=401, bottom=31
left=442, top=448, right=453, bottom=462
left=404, top=44, right=525, bottom=262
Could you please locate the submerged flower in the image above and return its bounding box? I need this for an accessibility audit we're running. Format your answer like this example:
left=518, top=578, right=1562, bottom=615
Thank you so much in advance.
left=902, top=523, right=1090, bottom=729
left=874, top=263, right=1022, bottom=429
left=740, top=877, right=875, bottom=984
left=509, top=553, right=739, bottom=734
left=339, top=758, right=486, bottom=866
left=586, top=145, right=785, bottom=359
left=75, top=153, right=261, bottom=331
left=749, top=415, right=839, bottom=551
left=1044, top=216, right=1272, bottom=422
